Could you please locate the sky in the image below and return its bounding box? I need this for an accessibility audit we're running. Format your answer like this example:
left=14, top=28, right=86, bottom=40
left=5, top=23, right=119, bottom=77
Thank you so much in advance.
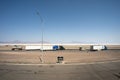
left=0, top=0, right=120, bottom=44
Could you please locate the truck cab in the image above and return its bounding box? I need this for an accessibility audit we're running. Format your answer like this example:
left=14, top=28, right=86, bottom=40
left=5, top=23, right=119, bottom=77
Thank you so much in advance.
left=12, top=45, right=22, bottom=50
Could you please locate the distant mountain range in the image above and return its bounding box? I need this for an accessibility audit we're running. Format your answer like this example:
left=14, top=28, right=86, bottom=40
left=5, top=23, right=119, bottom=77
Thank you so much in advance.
left=0, top=40, right=84, bottom=43
left=0, top=40, right=119, bottom=45
left=0, top=40, right=50, bottom=44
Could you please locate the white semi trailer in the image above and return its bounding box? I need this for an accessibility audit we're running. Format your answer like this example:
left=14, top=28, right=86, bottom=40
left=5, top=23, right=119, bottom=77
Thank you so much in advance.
left=90, top=45, right=107, bottom=51
left=25, top=45, right=59, bottom=51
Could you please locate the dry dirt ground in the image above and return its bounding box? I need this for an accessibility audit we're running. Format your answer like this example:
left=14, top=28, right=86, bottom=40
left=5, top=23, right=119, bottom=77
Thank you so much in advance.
left=0, top=46, right=120, bottom=80
left=0, top=50, right=120, bottom=64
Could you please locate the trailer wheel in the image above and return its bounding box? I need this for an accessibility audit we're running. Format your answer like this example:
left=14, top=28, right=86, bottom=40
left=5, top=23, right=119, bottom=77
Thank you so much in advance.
left=19, top=48, right=22, bottom=50
left=12, top=48, right=14, bottom=50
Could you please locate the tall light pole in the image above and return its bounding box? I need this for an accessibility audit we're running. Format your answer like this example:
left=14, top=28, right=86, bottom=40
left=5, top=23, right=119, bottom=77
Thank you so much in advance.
left=36, top=11, right=44, bottom=63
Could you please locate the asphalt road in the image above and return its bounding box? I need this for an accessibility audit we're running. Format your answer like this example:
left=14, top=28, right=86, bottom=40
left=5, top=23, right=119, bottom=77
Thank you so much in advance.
left=0, top=61, right=120, bottom=80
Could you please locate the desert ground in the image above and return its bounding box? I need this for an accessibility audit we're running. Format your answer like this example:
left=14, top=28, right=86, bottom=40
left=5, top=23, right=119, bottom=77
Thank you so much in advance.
left=0, top=45, right=120, bottom=80
left=0, top=45, right=120, bottom=64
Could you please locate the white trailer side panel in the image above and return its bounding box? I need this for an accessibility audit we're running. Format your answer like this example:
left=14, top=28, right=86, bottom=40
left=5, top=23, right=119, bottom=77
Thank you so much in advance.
left=93, top=45, right=105, bottom=50
left=25, top=46, right=41, bottom=50
left=42, top=46, right=53, bottom=50
left=25, top=45, right=53, bottom=50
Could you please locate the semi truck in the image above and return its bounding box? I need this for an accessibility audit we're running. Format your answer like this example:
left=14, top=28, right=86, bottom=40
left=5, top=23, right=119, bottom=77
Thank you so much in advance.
left=25, top=45, right=59, bottom=51
left=11, top=45, right=22, bottom=50
left=90, top=45, right=107, bottom=51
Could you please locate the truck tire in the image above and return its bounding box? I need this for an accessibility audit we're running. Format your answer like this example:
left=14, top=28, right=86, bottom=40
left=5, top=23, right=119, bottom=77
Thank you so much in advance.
left=12, top=48, right=14, bottom=50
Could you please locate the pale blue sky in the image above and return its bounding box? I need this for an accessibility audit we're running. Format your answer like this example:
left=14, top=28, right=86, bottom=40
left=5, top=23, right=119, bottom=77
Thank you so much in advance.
left=0, top=0, right=120, bottom=44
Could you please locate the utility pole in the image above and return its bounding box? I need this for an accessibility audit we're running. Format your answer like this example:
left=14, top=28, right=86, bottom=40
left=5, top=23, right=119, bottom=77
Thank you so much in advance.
left=36, top=11, right=44, bottom=63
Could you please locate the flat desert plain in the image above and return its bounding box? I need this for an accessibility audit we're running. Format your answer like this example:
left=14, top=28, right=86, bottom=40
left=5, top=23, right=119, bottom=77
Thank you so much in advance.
left=0, top=45, right=120, bottom=64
